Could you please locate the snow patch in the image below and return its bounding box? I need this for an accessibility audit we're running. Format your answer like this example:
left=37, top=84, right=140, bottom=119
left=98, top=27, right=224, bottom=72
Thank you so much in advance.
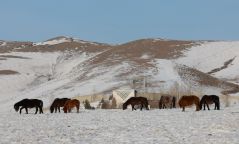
left=0, top=41, right=6, bottom=47
left=34, top=37, right=71, bottom=46
left=140, top=54, right=151, bottom=59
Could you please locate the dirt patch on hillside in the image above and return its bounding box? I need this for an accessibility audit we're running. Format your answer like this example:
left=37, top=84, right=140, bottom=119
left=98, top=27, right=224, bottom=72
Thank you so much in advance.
left=86, top=39, right=198, bottom=68
left=208, top=57, right=236, bottom=74
left=0, top=41, right=33, bottom=53
left=114, top=39, right=197, bottom=59
left=0, top=55, right=30, bottom=59
left=18, top=42, right=111, bottom=53
left=0, top=70, right=19, bottom=75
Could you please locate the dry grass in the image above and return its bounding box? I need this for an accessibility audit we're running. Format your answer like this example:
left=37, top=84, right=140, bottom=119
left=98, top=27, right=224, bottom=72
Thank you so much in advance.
left=220, top=95, right=239, bottom=107
left=73, top=94, right=109, bottom=103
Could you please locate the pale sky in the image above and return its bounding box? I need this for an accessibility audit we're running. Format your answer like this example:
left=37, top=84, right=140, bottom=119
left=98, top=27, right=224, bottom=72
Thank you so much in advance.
left=1, top=0, right=239, bottom=44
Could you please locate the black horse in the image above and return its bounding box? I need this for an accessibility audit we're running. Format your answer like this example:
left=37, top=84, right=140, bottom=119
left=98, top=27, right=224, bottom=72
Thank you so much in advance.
left=123, top=97, right=149, bottom=111
left=200, top=95, right=220, bottom=110
left=50, top=98, right=70, bottom=113
left=14, top=99, right=43, bottom=114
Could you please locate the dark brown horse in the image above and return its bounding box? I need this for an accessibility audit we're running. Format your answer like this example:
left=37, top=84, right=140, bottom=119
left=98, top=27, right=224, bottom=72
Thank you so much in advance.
left=63, top=99, right=80, bottom=113
left=14, top=99, right=43, bottom=114
left=50, top=98, right=70, bottom=113
left=123, top=97, right=149, bottom=111
left=178, top=95, right=200, bottom=112
left=200, top=95, right=220, bottom=110
left=159, top=95, right=176, bottom=109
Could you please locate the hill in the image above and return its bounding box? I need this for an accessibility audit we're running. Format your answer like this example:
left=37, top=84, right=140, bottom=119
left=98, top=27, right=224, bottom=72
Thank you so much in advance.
left=0, top=37, right=239, bottom=109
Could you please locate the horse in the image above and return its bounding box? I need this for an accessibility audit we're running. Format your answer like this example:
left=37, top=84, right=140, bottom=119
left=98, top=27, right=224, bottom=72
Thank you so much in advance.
left=200, top=95, right=220, bottom=110
left=14, top=99, right=43, bottom=114
left=159, top=95, right=176, bottom=109
left=50, top=98, right=70, bottom=113
left=63, top=99, right=80, bottom=113
left=122, top=97, right=149, bottom=111
left=178, top=95, right=200, bottom=112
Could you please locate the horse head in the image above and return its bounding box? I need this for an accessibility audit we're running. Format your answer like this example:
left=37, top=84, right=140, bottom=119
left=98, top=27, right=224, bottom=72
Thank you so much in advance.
left=50, top=105, right=54, bottom=113
left=199, top=95, right=208, bottom=110
left=14, top=104, right=19, bottom=112
left=122, top=103, right=127, bottom=110
left=63, top=106, right=67, bottom=113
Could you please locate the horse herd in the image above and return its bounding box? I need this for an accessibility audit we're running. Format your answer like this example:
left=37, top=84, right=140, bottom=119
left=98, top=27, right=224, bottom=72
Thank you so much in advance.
left=14, top=98, right=80, bottom=114
left=13, top=95, right=220, bottom=114
left=122, top=94, right=220, bottom=111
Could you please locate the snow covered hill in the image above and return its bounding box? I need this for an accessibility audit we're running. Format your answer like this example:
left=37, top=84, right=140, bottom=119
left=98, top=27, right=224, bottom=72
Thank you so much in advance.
left=0, top=37, right=239, bottom=110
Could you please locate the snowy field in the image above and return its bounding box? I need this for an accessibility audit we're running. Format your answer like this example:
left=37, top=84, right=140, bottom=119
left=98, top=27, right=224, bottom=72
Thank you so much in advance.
left=1, top=105, right=239, bottom=144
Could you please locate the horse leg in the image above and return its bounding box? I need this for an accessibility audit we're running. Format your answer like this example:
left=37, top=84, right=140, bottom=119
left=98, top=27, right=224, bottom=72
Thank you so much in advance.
left=76, top=105, right=79, bottom=113
left=40, top=107, right=43, bottom=113
left=140, top=104, right=143, bottom=111
left=218, top=103, right=220, bottom=110
left=58, top=107, right=60, bottom=113
left=182, top=107, right=185, bottom=112
left=131, top=104, right=135, bottom=111
left=206, top=103, right=210, bottom=110
left=217, top=101, right=220, bottom=110
left=203, top=103, right=206, bottom=110
left=19, top=107, right=24, bottom=114
left=25, top=107, right=28, bottom=114
left=35, top=107, right=38, bottom=114
left=144, top=103, right=149, bottom=110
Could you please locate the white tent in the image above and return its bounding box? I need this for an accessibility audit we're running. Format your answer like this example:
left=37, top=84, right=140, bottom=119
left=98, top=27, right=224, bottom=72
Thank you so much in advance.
left=112, top=89, right=136, bottom=108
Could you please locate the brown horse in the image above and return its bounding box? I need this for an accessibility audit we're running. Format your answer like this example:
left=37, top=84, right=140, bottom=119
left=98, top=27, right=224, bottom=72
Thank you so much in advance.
left=123, top=97, right=149, bottom=111
left=159, top=95, right=176, bottom=109
left=200, top=95, right=220, bottom=110
left=178, top=95, right=200, bottom=112
left=63, top=99, right=80, bottom=113
left=50, top=98, right=70, bottom=113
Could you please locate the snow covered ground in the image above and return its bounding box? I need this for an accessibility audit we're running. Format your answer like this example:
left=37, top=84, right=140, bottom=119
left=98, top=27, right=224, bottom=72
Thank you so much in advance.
left=1, top=105, right=239, bottom=144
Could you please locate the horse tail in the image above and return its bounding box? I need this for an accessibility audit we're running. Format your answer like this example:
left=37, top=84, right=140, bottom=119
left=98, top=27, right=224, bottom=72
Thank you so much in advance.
left=159, top=97, right=163, bottom=109
left=178, top=98, right=182, bottom=108
left=172, top=97, right=176, bottom=108
left=195, top=97, right=200, bottom=111
left=39, top=100, right=44, bottom=114
left=199, top=97, right=203, bottom=110
left=217, top=97, right=220, bottom=110
left=77, top=101, right=80, bottom=113
left=144, top=98, right=149, bottom=110
left=40, top=100, right=43, bottom=107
